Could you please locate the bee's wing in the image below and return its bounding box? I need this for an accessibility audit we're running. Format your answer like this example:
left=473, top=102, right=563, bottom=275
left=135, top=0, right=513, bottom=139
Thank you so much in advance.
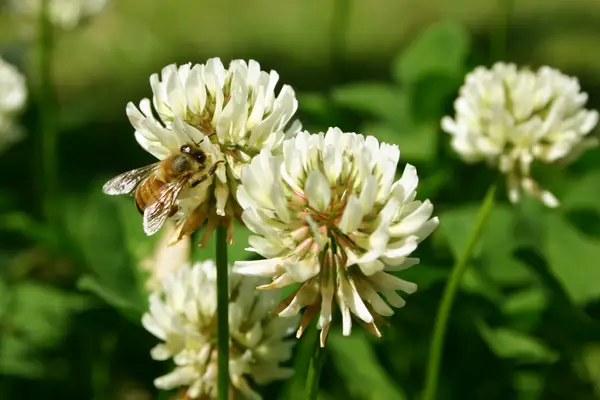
left=102, top=163, right=160, bottom=195
left=143, top=177, right=188, bottom=235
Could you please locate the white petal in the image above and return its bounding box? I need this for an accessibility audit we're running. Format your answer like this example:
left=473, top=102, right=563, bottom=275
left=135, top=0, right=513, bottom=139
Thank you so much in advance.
left=304, top=170, right=331, bottom=212
left=338, top=195, right=363, bottom=233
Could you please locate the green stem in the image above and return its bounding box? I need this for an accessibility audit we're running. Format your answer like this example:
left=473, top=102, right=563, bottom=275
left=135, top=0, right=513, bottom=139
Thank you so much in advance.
left=306, top=328, right=326, bottom=400
left=422, top=184, right=497, bottom=400
left=37, top=0, right=59, bottom=231
left=216, top=226, right=229, bottom=400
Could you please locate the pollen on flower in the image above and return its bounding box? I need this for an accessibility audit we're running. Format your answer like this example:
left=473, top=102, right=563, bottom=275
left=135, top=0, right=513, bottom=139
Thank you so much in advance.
left=142, top=260, right=298, bottom=400
left=442, top=62, right=599, bottom=207
left=234, top=128, right=439, bottom=346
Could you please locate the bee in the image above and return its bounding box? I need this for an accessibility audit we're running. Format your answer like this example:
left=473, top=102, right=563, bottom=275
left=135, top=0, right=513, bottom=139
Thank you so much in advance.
left=103, top=144, right=223, bottom=235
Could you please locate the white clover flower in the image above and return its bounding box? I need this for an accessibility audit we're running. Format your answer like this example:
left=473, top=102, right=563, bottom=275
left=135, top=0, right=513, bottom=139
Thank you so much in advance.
left=140, top=222, right=191, bottom=292
left=9, top=0, right=108, bottom=30
left=126, top=58, right=300, bottom=244
left=0, top=57, right=27, bottom=152
left=442, top=62, right=599, bottom=207
left=233, top=128, right=439, bottom=346
left=142, top=260, right=298, bottom=400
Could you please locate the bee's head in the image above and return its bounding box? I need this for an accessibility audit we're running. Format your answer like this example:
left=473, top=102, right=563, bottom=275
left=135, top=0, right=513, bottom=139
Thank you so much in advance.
left=180, top=144, right=207, bottom=165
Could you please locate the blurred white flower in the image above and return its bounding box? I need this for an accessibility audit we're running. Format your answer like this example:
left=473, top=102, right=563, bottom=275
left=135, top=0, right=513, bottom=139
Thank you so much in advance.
left=140, top=222, right=191, bottom=292
left=442, top=62, right=599, bottom=207
left=127, top=58, right=300, bottom=244
left=234, top=128, right=439, bottom=346
left=142, top=260, right=298, bottom=400
left=9, top=0, right=108, bottom=29
left=0, top=57, right=27, bottom=152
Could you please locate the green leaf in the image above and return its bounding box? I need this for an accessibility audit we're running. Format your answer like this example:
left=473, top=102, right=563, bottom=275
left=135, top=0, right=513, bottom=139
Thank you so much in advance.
left=562, top=170, right=600, bottom=212
left=361, top=121, right=437, bottom=162
left=477, top=321, right=559, bottom=364
left=502, top=286, right=548, bottom=315
left=328, top=331, right=408, bottom=400
left=513, top=372, right=545, bottom=400
left=580, top=344, right=600, bottom=398
left=439, top=205, right=534, bottom=286
left=397, top=264, right=448, bottom=291
left=392, top=21, right=470, bottom=84
left=0, top=281, right=89, bottom=378
left=64, top=189, right=147, bottom=313
left=77, top=275, right=143, bottom=323
left=544, top=214, right=600, bottom=305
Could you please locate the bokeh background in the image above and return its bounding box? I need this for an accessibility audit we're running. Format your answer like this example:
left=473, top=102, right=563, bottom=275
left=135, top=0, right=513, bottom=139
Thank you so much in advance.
left=1, top=0, right=600, bottom=399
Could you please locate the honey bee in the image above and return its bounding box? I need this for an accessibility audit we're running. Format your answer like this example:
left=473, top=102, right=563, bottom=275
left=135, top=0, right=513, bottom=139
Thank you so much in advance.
left=103, top=144, right=223, bottom=235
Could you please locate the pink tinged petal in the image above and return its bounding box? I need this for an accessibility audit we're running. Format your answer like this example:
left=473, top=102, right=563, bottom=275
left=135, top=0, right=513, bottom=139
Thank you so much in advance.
left=359, top=175, right=378, bottom=214
left=389, top=200, right=434, bottom=236
left=382, top=257, right=420, bottom=271
left=234, top=258, right=282, bottom=276
left=340, top=274, right=374, bottom=324
left=338, top=195, right=363, bottom=234
left=305, top=170, right=331, bottom=212
left=414, top=217, right=439, bottom=242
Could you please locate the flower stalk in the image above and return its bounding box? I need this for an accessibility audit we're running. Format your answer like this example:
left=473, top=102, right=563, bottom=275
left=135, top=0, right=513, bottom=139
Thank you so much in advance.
left=216, top=225, right=229, bottom=400
left=37, top=0, right=60, bottom=234
left=422, top=183, right=497, bottom=400
left=306, top=328, right=326, bottom=399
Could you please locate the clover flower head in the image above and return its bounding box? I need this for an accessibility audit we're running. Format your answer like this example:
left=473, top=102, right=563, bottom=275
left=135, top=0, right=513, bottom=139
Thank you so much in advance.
left=234, top=128, right=438, bottom=345
left=442, top=62, right=599, bottom=207
left=0, top=57, right=27, bottom=152
left=125, top=58, right=300, bottom=244
left=142, top=260, right=298, bottom=399
left=9, top=0, right=108, bottom=29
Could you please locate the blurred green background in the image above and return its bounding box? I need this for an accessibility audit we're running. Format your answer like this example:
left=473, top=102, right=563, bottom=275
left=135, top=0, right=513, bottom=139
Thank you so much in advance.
left=1, top=0, right=600, bottom=399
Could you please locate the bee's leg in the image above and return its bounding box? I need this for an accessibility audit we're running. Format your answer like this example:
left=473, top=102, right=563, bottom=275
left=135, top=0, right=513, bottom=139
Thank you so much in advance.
left=191, top=174, right=208, bottom=188
left=208, top=160, right=225, bottom=175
